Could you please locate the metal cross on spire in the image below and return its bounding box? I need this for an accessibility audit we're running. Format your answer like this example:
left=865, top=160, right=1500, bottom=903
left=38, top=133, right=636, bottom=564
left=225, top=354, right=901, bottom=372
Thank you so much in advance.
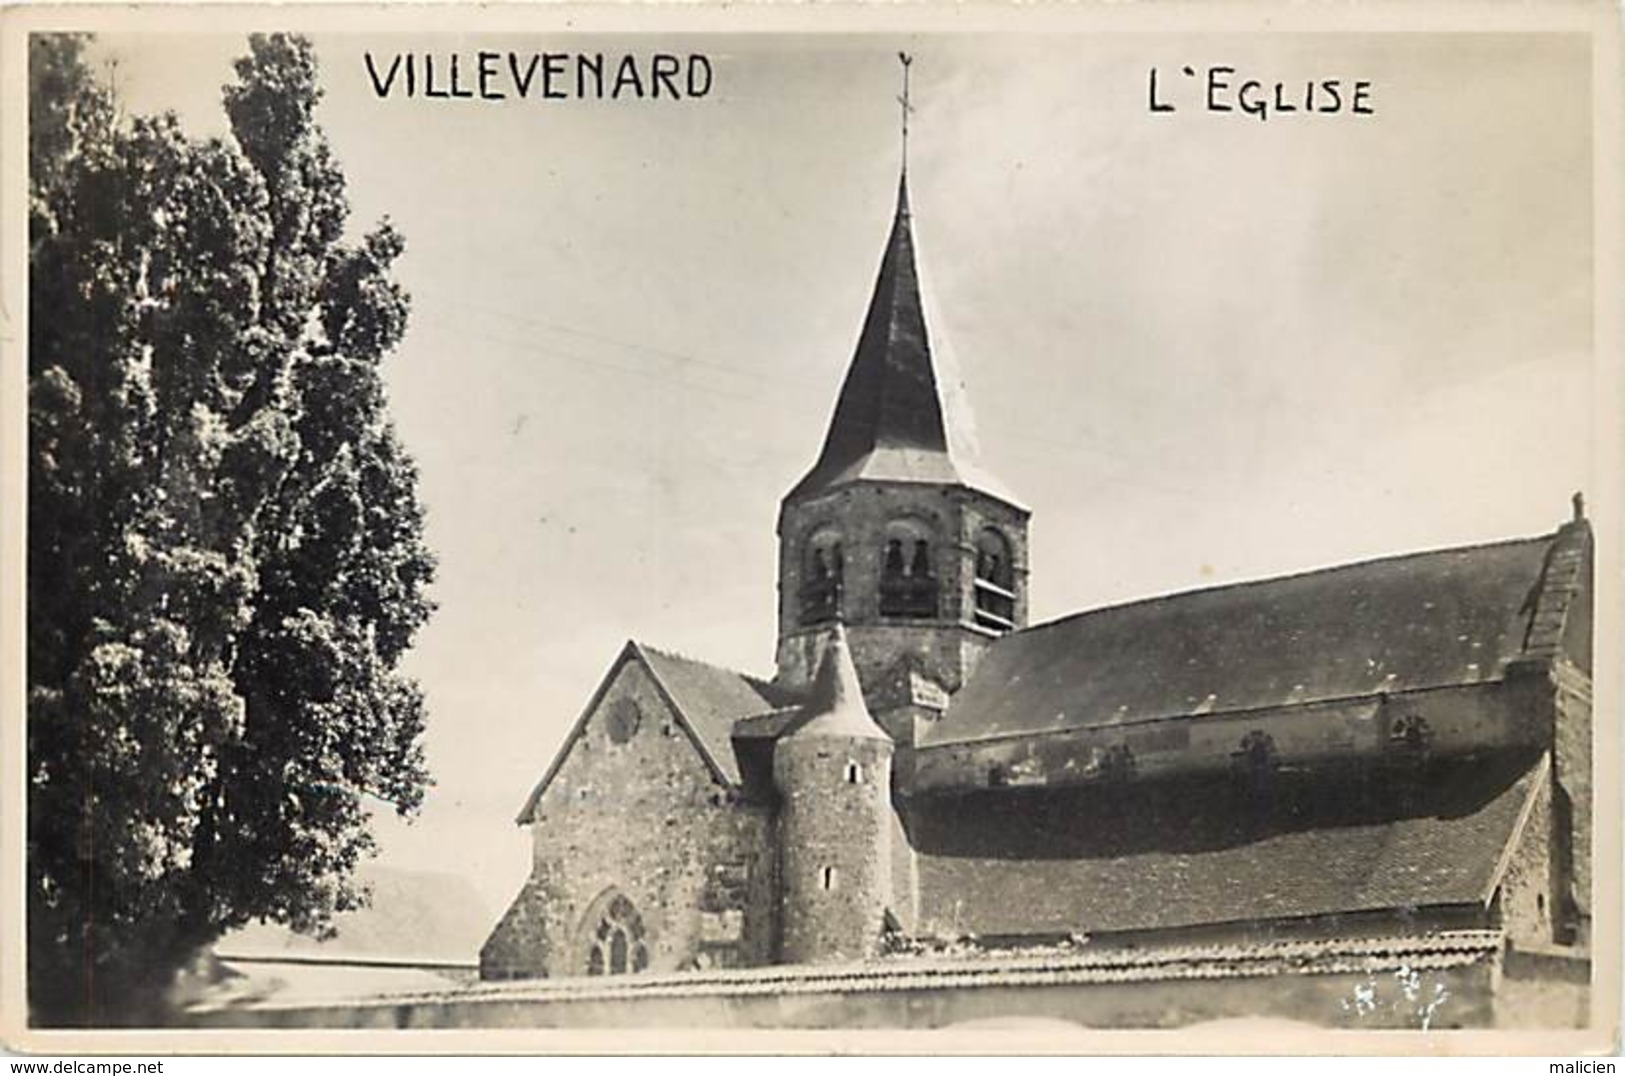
left=897, top=52, right=915, bottom=173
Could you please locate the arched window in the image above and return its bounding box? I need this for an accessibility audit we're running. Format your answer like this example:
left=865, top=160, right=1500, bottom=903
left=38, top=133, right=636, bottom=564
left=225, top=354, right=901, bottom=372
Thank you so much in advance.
left=973, top=528, right=1017, bottom=632
left=583, top=891, right=649, bottom=976
left=879, top=519, right=937, bottom=619
left=799, top=528, right=844, bottom=626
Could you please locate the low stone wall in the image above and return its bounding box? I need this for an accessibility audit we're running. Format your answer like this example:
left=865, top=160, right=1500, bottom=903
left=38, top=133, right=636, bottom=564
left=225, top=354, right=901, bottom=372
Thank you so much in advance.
left=186, top=933, right=1507, bottom=1031
left=1495, top=944, right=1592, bottom=1029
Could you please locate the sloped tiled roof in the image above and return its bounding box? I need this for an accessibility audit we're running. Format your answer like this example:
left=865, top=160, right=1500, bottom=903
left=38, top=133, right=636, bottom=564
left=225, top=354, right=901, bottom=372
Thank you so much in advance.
left=637, top=644, right=789, bottom=785
left=731, top=706, right=806, bottom=741
left=925, top=523, right=1588, bottom=749
left=911, top=753, right=1546, bottom=937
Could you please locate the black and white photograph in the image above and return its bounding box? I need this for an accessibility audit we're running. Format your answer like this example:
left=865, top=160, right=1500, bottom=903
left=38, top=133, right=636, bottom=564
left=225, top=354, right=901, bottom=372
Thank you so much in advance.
left=2, top=3, right=1619, bottom=1053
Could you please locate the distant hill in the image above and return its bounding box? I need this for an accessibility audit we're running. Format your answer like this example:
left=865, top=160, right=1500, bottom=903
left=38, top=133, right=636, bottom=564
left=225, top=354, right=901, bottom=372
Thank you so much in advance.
left=218, top=863, right=494, bottom=964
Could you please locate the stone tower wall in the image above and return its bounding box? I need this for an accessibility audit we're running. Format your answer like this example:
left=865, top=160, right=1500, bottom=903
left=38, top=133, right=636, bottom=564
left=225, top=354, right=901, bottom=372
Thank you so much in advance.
left=774, top=735, right=896, bottom=964
left=775, top=481, right=1029, bottom=701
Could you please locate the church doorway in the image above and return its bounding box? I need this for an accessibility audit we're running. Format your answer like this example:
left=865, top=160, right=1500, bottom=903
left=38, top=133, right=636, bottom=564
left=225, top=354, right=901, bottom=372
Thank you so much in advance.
left=580, top=889, right=650, bottom=976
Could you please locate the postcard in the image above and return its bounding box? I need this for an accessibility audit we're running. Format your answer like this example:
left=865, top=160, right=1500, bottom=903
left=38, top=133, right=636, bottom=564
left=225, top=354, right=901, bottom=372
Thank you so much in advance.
left=2, top=1, right=1619, bottom=1056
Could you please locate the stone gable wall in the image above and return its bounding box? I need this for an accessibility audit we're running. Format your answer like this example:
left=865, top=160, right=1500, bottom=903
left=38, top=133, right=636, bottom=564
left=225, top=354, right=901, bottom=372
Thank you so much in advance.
left=1552, top=662, right=1591, bottom=936
left=1497, top=765, right=1555, bottom=948
left=480, top=657, right=775, bottom=980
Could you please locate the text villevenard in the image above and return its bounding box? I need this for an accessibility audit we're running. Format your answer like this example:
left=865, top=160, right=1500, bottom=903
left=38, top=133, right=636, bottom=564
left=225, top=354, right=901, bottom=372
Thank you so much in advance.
left=363, top=51, right=715, bottom=101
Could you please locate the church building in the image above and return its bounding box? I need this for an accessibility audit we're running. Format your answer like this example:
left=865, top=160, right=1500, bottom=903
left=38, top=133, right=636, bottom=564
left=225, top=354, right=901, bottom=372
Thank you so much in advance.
left=478, top=154, right=1594, bottom=1024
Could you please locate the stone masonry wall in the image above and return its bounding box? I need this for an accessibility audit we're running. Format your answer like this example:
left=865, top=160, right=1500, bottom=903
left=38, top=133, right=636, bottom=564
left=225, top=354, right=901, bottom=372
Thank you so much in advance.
left=1497, top=762, right=1555, bottom=949
left=1552, top=661, right=1591, bottom=937
left=480, top=656, right=775, bottom=980
left=192, top=953, right=1505, bottom=1031
left=776, top=736, right=894, bottom=964
left=775, top=482, right=1028, bottom=700
left=480, top=867, right=564, bottom=979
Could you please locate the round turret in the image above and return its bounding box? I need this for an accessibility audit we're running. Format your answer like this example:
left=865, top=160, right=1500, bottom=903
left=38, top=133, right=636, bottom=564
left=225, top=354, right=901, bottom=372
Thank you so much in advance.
left=774, top=625, right=896, bottom=964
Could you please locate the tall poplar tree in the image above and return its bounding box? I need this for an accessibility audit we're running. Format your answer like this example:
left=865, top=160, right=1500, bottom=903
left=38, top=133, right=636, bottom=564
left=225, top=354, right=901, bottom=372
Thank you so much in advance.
left=27, top=33, right=436, bottom=1026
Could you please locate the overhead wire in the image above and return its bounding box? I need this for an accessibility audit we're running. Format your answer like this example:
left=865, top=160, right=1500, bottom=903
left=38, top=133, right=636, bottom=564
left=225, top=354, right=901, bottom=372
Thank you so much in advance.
left=433, top=297, right=1205, bottom=495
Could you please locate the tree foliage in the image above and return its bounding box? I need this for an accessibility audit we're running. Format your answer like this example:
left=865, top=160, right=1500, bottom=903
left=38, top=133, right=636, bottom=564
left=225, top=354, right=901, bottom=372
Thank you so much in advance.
left=27, top=33, right=436, bottom=1026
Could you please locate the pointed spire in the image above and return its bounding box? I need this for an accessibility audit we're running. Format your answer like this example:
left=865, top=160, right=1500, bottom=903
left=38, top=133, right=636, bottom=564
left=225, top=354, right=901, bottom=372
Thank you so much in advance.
left=786, top=171, right=966, bottom=500
left=785, top=58, right=1020, bottom=507
left=786, top=624, right=891, bottom=741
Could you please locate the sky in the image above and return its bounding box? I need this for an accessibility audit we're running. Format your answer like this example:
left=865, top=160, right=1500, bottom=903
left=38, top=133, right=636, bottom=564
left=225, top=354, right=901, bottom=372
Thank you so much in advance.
left=89, top=29, right=1595, bottom=929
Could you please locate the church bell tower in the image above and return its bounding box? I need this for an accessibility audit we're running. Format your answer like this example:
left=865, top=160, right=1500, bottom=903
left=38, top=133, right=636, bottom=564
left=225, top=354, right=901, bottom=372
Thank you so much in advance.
left=774, top=70, right=1029, bottom=742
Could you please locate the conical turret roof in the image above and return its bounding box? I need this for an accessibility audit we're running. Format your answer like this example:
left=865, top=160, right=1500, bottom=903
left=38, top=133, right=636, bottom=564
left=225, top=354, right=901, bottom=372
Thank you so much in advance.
left=787, top=175, right=1001, bottom=502
left=785, top=624, right=892, bottom=742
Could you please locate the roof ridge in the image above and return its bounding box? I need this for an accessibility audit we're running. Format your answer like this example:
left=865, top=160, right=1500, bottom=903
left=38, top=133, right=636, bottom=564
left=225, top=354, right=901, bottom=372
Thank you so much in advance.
left=1516, top=519, right=1592, bottom=661
left=1018, top=528, right=1560, bottom=638
left=633, top=640, right=776, bottom=691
